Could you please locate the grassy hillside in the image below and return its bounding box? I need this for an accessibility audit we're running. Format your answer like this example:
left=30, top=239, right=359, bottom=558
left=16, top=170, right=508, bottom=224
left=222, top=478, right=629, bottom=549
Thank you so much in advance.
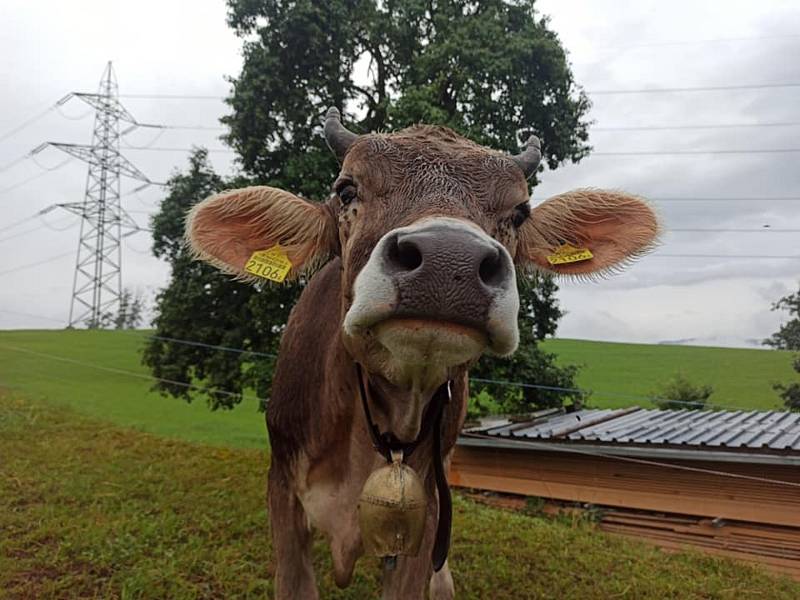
left=0, top=329, right=266, bottom=448
left=543, top=338, right=797, bottom=410
left=2, top=392, right=797, bottom=599
left=0, top=331, right=795, bottom=451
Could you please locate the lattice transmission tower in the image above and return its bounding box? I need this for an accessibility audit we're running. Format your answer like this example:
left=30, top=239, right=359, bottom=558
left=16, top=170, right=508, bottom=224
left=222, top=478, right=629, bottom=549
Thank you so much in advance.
left=37, top=62, right=154, bottom=328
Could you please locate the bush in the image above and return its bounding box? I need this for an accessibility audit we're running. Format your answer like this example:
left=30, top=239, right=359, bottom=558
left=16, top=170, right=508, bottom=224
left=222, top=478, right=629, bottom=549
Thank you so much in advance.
left=774, top=355, right=800, bottom=412
left=650, top=373, right=713, bottom=410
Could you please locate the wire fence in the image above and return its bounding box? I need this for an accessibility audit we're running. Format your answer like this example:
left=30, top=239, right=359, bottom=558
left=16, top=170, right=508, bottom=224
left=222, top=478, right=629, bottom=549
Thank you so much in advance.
left=461, top=432, right=800, bottom=490
left=0, top=343, right=269, bottom=406
left=1, top=340, right=798, bottom=491
left=0, top=307, right=785, bottom=414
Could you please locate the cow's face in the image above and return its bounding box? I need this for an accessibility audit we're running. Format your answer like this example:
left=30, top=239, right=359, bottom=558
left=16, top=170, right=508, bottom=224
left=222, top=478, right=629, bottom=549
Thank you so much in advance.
left=334, top=129, right=528, bottom=390
left=187, top=109, right=659, bottom=442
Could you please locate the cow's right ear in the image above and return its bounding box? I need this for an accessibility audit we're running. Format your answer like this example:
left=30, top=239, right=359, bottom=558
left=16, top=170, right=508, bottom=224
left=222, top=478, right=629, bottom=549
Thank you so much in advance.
left=185, top=186, right=338, bottom=280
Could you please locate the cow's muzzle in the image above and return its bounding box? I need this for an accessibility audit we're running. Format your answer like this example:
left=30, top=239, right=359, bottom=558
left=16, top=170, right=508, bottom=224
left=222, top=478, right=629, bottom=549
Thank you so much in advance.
left=344, top=217, right=520, bottom=368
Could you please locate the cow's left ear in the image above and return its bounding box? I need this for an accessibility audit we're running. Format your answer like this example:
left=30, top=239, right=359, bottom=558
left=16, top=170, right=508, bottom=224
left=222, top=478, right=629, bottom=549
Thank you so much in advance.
left=186, top=186, right=338, bottom=280
left=516, top=189, right=660, bottom=275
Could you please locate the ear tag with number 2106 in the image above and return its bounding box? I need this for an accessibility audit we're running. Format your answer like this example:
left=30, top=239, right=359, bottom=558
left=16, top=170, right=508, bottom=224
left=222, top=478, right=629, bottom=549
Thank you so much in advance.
left=244, top=245, right=293, bottom=282
left=546, top=243, right=594, bottom=265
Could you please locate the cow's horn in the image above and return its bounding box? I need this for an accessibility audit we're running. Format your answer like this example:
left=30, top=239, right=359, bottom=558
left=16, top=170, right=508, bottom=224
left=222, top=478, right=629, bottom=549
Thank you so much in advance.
left=510, top=134, right=542, bottom=179
left=324, top=107, right=358, bottom=162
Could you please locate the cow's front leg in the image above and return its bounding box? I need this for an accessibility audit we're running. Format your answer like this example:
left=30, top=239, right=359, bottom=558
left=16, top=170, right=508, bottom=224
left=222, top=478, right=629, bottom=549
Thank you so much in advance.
left=381, top=556, right=454, bottom=600
left=429, top=561, right=455, bottom=600
left=268, top=465, right=318, bottom=600
left=381, top=504, right=454, bottom=600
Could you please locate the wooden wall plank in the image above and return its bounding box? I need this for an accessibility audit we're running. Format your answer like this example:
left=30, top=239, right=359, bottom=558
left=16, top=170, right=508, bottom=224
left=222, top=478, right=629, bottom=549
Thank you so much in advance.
left=450, top=446, right=800, bottom=527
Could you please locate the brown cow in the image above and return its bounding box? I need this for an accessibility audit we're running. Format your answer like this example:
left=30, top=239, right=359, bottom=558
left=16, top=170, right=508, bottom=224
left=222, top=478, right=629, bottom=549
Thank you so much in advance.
left=186, top=108, right=659, bottom=599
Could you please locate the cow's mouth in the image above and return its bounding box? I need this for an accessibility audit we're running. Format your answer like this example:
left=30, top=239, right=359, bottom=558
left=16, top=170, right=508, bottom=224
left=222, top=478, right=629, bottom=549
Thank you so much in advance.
left=373, top=316, right=488, bottom=365
left=356, top=316, right=486, bottom=396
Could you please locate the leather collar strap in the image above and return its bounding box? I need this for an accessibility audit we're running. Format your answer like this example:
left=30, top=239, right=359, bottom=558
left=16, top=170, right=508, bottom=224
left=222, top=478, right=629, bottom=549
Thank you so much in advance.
left=355, top=363, right=452, bottom=572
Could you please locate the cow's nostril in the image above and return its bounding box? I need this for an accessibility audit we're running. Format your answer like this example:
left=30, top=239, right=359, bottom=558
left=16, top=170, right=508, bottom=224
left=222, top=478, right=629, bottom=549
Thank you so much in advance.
left=479, top=249, right=506, bottom=288
left=396, top=240, right=423, bottom=270
left=386, top=236, right=423, bottom=273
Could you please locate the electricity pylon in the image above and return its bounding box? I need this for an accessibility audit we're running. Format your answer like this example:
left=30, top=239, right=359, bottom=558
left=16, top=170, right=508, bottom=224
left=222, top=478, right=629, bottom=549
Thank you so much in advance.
left=38, top=62, right=154, bottom=328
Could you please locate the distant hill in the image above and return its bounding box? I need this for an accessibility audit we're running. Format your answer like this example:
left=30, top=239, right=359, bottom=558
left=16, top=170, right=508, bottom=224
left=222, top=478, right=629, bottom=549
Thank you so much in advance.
left=543, top=338, right=796, bottom=411
left=0, top=331, right=795, bottom=436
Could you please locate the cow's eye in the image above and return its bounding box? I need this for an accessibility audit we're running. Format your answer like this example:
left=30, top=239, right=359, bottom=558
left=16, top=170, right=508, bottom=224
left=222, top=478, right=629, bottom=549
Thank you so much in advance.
left=512, top=201, right=531, bottom=228
left=337, top=184, right=358, bottom=206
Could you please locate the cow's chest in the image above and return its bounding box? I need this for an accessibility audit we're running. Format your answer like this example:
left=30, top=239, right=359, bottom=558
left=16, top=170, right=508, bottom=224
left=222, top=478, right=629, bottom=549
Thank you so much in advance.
left=293, top=443, right=386, bottom=583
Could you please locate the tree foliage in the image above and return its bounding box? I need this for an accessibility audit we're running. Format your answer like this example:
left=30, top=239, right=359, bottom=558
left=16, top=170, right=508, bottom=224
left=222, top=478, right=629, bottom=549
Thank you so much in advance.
left=773, top=357, right=800, bottom=412
left=142, top=149, right=295, bottom=408
left=773, top=353, right=800, bottom=412
left=223, top=0, right=590, bottom=194
left=763, top=284, right=800, bottom=350
left=86, top=288, right=146, bottom=330
left=470, top=274, right=585, bottom=415
left=650, top=373, right=714, bottom=411
left=145, top=0, right=592, bottom=411
left=762, top=284, right=800, bottom=412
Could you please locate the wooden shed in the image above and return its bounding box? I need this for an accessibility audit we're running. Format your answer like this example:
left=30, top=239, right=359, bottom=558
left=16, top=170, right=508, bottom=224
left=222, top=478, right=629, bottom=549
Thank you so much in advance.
left=449, top=407, right=800, bottom=579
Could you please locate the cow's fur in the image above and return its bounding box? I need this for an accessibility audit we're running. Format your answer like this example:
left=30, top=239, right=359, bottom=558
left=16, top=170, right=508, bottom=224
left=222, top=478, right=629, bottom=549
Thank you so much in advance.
left=186, top=123, right=660, bottom=599
left=268, top=261, right=467, bottom=598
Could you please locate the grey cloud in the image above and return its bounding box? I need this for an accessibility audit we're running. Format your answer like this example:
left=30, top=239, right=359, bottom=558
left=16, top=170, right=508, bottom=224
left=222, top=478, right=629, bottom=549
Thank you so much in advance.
left=1, top=0, right=798, bottom=347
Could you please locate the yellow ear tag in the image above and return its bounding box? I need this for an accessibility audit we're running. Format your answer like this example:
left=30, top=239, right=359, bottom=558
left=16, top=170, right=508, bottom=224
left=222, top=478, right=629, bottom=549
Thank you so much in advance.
left=546, top=243, right=594, bottom=265
left=244, top=245, right=293, bottom=282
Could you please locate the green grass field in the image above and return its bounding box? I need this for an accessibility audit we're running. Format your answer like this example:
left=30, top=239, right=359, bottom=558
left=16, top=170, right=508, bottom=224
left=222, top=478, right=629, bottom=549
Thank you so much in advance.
left=1, top=330, right=799, bottom=597
left=0, top=331, right=794, bottom=452
left=542, top=338, right=797, bottom=410
left=2, top=391, right=798, bottom=599
left=0, top=330, right=266, bottom=449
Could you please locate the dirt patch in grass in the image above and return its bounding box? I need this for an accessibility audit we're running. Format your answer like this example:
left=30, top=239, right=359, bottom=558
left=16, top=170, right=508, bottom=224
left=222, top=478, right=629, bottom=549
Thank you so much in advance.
left=1, top=392, right=798, bottom=599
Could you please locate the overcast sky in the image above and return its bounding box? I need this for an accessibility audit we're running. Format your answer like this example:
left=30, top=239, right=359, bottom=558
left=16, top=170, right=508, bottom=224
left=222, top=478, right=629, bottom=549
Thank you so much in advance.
left=1, top=0, right=799, bottom=348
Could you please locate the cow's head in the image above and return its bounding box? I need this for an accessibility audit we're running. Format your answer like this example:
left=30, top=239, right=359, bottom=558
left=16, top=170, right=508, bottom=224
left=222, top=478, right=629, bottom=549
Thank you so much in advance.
left=187, top=108, right=659, bottom=441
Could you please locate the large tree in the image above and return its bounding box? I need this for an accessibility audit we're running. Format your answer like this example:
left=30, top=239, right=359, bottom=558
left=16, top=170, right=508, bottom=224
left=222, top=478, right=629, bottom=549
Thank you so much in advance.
left=470, top=274, right=584, bottom=413
left=764, top=284, right=800, bottom=351
left=764, top=283, right=800, bottom=411
left=144, top=0, right=592, bottom=410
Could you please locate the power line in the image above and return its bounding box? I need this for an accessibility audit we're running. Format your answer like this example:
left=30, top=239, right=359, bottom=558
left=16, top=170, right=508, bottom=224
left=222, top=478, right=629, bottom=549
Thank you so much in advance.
left=0, top=250, right=75, bottom=276
left=652, top=196, right=800, bottom=202
left=593, top=148, right=800, bottom=156
left=129, top=122, right=225, bottom=132
left=0, top=158, right=72, bottom=194
left=39, top=213, right=80, bottom=232
left=0, top=223, right=44, bottom=244
left=120, top=82, right=800, bottom=101
left=597, top=33, right=800, bottom=50
left=652, top=253, right=800, bottom=259
left=0, top=206, right=63, bottom=237
left=122, top=146, right=234, bottom=153
left=593, top=121, right=800, bottom=131
left=119, top=146, right=800, bottom=157
left=670, top=228, right=800, bottom=233
left=587, top=82, right=800, bottom=95
left=0, top=209, right=52, bottom=234
left=0, top=219, right=75, bottom=245
left=0, top=104, right=57, bottom=144
left=0, top=154, right=32, bottom=174
left=0, top=309, right=64, bottom=322
left=119, top=94, right=225, bottom=100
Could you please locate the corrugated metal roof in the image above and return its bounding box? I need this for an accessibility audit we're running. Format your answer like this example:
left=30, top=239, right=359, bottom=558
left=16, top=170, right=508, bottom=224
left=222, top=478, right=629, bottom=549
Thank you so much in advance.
left=471, top=407, right=800, bottom=452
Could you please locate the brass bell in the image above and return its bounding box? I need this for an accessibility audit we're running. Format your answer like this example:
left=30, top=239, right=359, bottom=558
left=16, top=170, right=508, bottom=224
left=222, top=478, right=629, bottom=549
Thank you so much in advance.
left=358, top=450, right=428, bottom=561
